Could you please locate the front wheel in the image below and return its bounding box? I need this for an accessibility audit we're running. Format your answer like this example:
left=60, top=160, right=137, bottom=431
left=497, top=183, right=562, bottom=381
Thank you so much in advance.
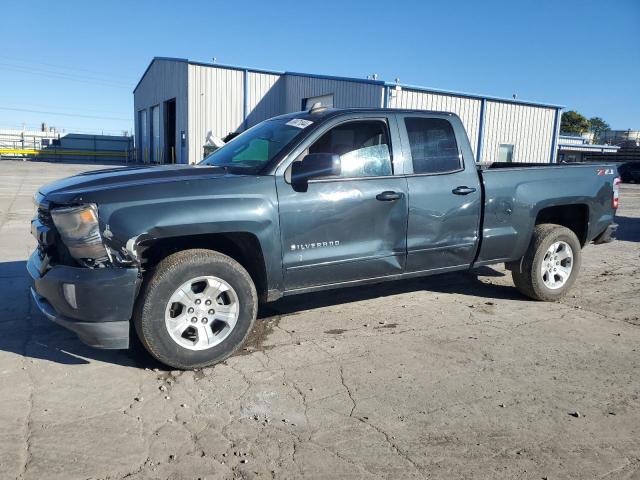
left=511, top=224, right=582, bottom=301
left=134, top=249, right=258, bottom=369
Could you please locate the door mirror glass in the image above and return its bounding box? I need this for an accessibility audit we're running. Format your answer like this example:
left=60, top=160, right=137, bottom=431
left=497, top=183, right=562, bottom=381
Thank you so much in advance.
left=291, top=153, right=341, bottom=191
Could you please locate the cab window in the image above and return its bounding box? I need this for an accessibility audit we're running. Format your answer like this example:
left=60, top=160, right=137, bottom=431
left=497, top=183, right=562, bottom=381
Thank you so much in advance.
left=404, top=117, right=461, bottom=174
left=308, top=120, right=392, bottom=178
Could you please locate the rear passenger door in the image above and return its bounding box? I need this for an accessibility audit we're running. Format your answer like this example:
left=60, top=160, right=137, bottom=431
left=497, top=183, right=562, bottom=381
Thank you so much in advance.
left=397, top=114, right=482, bottom=273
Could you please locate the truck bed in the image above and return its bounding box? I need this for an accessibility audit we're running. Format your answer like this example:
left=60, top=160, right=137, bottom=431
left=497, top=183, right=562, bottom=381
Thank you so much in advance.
left=479, top=162, right=617, bottom=170
left=474, top=162, right=617, bottom=266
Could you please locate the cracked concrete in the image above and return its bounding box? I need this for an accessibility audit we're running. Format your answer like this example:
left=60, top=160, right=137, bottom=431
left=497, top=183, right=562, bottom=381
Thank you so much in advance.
left=0, top=160, right=639, bottom=479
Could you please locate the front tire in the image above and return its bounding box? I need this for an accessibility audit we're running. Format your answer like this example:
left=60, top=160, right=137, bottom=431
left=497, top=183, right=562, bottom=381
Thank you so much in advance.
left=511, top=224, right=582, bottom=301
left=134, top=249, right=258, bottom=369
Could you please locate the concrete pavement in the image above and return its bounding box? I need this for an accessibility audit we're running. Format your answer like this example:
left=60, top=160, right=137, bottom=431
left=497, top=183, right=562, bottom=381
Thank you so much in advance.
left=1, top=160, right=639, bottom=479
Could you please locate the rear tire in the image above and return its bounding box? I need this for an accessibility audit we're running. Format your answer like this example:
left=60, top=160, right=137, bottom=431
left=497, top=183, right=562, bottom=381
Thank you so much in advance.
left=511, top=224, right=582, bottom=301
left=134, top=249, right=257, bottom=369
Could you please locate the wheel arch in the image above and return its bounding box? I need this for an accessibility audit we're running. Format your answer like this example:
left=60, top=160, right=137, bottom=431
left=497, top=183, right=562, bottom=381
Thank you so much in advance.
left=139, top=232, right=272, bottom=303
left=534, top=204, right=589, bottom=246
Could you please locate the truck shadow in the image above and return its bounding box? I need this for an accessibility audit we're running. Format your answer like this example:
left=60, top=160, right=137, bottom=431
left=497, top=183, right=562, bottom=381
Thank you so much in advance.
left=261, top=266, right=526, bottom=318
left=0, top=260, right=526, bottom=369
left=614, top=215, right=640, bottom=242
left=0, top=260, right=163, bottom=369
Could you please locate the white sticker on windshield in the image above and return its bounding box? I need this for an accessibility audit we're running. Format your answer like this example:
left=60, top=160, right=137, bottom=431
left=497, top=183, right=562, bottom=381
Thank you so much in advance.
left=286, top=118, right=314, bottom=129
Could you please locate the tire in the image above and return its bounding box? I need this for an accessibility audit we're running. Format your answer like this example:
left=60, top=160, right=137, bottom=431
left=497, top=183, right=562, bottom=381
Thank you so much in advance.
left=511, top=224, right=582, bottom=301
left=134, top=249, right=258, bottom=369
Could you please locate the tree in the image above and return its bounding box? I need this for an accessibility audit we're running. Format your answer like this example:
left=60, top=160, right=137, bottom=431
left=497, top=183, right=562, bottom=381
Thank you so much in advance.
left=588, top=117, right=610, bottom=143
left=560, top=111, right=590, bottom=135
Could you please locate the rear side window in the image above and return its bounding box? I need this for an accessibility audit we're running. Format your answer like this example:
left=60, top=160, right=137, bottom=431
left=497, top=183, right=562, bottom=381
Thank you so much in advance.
left=404, top=118, right=461, bottom=174
left=308, top=120, right=392, bottom=178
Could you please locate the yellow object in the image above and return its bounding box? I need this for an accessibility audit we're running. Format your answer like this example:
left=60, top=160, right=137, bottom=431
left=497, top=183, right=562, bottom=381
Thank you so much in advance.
left=0, top=148, right=128, bottom=157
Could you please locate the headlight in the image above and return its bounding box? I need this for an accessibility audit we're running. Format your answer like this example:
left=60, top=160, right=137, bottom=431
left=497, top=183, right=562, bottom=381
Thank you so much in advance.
left=32, top=193, right=42, bottom=218
left=50, top=204, right=109, bottom=264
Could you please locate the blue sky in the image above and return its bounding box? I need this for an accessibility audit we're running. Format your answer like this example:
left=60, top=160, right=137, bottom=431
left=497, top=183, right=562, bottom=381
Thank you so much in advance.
left=1, top=0, right=638, bottom=135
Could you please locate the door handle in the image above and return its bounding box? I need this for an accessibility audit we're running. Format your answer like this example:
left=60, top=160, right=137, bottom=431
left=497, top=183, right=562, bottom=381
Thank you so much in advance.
left=376, top=191, right=403, bottom=201
left=452, top=186, right=476, bottom=195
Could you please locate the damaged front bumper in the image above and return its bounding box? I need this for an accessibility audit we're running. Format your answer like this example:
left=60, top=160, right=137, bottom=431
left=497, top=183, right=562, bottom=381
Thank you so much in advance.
left=27, top=251, right=141, bottom=349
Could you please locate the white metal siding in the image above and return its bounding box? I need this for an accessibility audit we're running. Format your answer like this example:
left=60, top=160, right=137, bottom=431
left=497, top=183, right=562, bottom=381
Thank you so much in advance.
left=482, top=101, right=556, bottom=163
left=246, top=71, right=284, bottom=127
left=133, top=60, right=188, bottom=163
left=284, top=75, right=383, bottom=112
left=134, top=59, right=560, bottom=166
left=188, top=64, right=244, bottom=164
left=388, top=88, right=482, bottom=158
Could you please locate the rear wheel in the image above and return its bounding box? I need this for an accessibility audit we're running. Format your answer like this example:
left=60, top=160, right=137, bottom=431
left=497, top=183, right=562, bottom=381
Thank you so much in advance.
left=134, top=249, right=257, bottom=369
left=511, top=224, right=582, bottom=301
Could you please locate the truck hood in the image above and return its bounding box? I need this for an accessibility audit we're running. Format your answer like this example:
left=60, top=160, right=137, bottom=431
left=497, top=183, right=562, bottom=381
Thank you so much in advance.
left=39, top=164, right=229, bottom=203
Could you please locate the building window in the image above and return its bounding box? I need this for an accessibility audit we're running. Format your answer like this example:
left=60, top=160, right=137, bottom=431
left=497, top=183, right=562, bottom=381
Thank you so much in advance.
left=404, top=117, right=461, bottom=174
left=308, top=120, right=392, bottom=178
left=498, top=144, right=514, bottom=163
left=302, top=94, right=334, bottom=110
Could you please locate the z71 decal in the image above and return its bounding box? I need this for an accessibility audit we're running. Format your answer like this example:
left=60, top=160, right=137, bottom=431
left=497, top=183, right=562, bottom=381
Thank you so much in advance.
left=597, top=168, right=615, bottom=176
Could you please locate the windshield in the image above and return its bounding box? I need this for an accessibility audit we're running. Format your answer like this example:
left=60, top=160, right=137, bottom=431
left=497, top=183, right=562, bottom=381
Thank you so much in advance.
left=199, top=118, right=309, bottom=172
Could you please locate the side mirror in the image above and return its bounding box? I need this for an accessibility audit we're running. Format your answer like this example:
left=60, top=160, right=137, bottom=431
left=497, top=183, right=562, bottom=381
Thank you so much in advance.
left=291, top=153, right=341, bottom=191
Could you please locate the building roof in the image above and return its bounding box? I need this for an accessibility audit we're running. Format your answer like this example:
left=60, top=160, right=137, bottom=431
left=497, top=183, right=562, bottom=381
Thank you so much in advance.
left=558, top=143, right=620, bottom=152
left=134, top=57, right=564, bottom=110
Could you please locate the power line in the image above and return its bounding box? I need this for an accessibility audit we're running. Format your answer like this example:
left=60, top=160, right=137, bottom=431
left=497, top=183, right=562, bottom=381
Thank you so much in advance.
left=0, top=63, right=132, bottom=87
left=0, top=100, right=131, bottom=117
left=0, top=106, right=130, bottom=121
left=0, top=55, right=137, bottom=82
left=0, top=123, right=131, bottom=135
left=0, top=63, right=132, bottom=89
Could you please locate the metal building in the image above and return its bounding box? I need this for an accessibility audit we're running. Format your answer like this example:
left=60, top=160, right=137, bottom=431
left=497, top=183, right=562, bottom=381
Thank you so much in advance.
left=134, top=57, right=563, bottom=165
left=557, top=134, right=620, bottom=163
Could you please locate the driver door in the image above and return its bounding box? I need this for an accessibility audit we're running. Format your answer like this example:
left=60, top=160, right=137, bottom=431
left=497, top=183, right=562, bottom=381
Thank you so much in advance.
left=275, top=114, right=409, bottom=292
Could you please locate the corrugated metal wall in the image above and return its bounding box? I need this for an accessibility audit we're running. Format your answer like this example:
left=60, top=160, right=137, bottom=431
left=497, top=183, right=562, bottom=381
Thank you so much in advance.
left=188, top=64, right=245, bottom=164
left=246, top=72, right=284, bottom=128
left=388, top=88, right=482, bottom=158
left=284, top=75, right=384, bottom=112
left=133, top=60, right=188, bottom=163
left=134, top=58, right=560, bottom=166
left=482, top=101, right=556, bottom=163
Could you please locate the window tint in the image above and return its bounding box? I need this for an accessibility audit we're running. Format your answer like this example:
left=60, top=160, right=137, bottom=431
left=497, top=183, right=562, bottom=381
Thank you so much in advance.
left=232, top=138, right=269, bottom=162
left=308, top=120, right=392, bottom=178
left=404, top=118, right=461, bottom=174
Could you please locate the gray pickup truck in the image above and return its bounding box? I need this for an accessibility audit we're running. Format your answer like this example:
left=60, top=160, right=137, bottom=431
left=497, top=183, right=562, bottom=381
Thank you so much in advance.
left=29, top=107, right=619, bottom=369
